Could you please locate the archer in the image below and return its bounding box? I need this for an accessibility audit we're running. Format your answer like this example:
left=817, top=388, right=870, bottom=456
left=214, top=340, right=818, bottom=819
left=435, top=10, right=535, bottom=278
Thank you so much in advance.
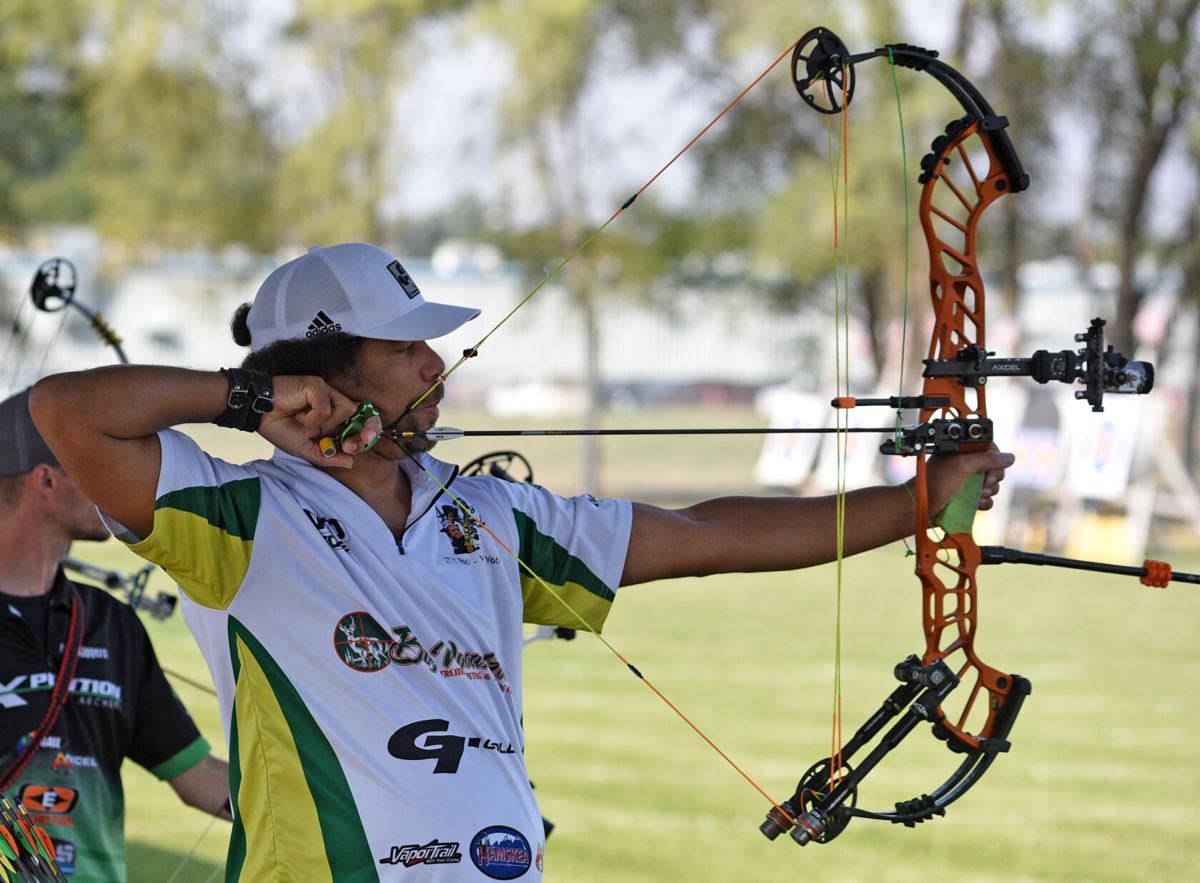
left=27, top=242, right=1010, bottom=880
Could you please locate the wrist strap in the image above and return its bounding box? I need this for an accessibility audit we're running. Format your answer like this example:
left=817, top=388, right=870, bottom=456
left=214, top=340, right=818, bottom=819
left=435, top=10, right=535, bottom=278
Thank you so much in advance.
left=215, top=368, right=274, bottom=432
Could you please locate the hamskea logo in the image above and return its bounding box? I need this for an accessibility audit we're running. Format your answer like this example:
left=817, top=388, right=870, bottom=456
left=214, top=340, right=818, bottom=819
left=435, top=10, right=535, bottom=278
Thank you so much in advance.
left=470, top=826, right=533, bottom=880
left=306, top=310, right=342, bottom=337
left=378, top=839, right=463, bottom=868
left=387, top=719, right=517, bottom=774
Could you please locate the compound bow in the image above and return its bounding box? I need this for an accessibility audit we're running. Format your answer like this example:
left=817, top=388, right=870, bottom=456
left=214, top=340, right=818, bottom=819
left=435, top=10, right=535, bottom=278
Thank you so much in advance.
left=760, top=27, right=1158, bottom=846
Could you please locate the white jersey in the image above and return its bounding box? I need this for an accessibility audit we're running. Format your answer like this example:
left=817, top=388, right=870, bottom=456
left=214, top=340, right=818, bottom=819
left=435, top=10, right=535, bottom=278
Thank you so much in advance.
left=109, top=429, right=632, bottom=881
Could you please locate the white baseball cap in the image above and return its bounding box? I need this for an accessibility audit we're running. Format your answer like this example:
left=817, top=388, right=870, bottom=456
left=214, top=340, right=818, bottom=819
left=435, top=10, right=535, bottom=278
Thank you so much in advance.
left=247, top=243, right=480, bottom=350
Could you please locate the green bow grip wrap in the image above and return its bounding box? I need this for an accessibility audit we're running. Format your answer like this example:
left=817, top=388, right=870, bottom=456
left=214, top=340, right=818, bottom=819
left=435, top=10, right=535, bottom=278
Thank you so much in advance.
left=934, top=471, right=984, bottom=535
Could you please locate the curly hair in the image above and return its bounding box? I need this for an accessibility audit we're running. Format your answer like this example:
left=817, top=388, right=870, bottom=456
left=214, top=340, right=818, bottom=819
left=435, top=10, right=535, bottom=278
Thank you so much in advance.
left=229, top=302, right=366, bottom=384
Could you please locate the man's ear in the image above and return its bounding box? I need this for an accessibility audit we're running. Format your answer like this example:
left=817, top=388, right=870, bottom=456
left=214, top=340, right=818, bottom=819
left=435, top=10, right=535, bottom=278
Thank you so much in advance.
left=30, top=463, right=57, bottom=491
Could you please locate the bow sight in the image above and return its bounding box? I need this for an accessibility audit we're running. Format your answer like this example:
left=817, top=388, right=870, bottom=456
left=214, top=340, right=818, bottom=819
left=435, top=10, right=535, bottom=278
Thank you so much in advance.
left=922, top=317, right=1153, bottom=412
left=883, top=317, right=1153, bottom=456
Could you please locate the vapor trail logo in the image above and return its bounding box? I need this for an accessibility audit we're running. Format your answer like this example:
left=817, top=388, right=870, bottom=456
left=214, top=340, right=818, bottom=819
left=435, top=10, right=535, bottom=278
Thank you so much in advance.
left=378, top=839, right=463, bottom=867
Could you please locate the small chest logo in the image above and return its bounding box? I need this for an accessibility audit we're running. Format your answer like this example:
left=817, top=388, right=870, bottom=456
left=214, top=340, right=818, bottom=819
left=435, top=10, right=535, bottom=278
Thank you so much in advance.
left=436, top=503, right=482, bottom=554
left=334, top=612, right=392, bottom=673
left=305, top=508, right=350, bottom=553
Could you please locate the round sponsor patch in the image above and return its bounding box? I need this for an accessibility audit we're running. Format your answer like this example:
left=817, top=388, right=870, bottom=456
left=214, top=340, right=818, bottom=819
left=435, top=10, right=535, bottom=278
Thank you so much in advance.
left=469, top=826, right=532, bottom=880
left=333, top=611, right=392, bottom=672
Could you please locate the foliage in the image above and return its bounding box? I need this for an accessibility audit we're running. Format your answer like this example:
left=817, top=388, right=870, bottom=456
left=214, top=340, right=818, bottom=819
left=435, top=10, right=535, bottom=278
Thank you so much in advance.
left=0, top=0, right=278, bottom=250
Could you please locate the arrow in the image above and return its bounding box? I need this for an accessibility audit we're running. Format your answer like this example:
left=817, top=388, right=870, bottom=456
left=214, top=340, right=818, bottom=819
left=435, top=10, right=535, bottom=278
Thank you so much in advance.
left=395, top=425, right=903, bottom=442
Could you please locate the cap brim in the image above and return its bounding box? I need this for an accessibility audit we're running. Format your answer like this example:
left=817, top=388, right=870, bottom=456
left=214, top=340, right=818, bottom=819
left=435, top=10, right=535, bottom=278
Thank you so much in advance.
left=365, top=302, right=480, bottom=342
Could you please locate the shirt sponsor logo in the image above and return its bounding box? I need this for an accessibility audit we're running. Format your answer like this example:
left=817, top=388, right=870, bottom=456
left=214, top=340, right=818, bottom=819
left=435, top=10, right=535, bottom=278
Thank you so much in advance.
left=436, top=503, right=483, bottom=555
left=378, top=838, right=463, bottom=868
left=51, top=840, right=75, bottom=875
left=334, top=612, right=392, bottom=673
left=18, top=785, right=78, bottom=815
left=305, top=508, right=351, bottom=553
left=469, top=826, right=533, bottom=880
left=16, top=731, right=58, bottom=753
left=13, top=733, right=99, bottom=770
left=0, top=674, right=122, bottom=710
left=387, top=719, right=518, bottom=775
left=333, top=612, right=511, bottom=693
left=306, top=310, right=342, bottom=337
left=77, top=646, right=109, bottom=660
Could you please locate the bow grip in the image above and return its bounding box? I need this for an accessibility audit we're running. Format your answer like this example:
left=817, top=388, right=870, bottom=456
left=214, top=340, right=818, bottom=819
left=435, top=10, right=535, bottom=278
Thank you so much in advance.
left=934, top=472, right=983, bottom=535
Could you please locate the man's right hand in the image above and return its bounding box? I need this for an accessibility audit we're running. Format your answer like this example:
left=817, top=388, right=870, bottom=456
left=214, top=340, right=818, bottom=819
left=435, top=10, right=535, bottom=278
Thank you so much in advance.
left=258, top=376, right=381, bottom=469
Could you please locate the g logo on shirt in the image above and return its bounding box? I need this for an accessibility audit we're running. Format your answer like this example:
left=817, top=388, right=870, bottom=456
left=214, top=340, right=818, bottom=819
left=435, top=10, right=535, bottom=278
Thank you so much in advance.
left=387, top=719, right=517, bottom=774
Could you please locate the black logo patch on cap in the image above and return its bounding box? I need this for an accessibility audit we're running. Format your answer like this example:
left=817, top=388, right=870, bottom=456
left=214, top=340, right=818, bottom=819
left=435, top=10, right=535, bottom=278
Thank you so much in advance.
left=387, top=260, right=421, bottom=299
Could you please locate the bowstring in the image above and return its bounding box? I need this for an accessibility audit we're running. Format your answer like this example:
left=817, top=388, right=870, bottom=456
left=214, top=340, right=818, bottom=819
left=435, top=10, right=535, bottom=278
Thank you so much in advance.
left=826, top=63, right=852, bottom=792
left=887, top=46, right=918, bottom=558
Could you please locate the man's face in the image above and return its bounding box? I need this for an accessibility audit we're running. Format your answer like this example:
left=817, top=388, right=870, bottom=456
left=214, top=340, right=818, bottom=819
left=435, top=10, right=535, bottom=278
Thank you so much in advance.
left=48, top=467, right=109, bottom=542
left=342, top=338, right=447, bottom=457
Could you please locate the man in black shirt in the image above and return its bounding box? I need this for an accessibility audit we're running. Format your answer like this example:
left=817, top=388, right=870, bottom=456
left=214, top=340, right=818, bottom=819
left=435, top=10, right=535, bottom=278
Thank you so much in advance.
left=0, top=389, right=231, bottom=881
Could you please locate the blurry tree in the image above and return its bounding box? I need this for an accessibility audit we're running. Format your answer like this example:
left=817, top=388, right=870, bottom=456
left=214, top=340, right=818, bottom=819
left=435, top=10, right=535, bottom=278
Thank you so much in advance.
left=951, top=1, right=1057, bottom=319
left=0, top=0, right=278, bottom=250
left=0, top=1, right=91, bottom=227
left=1067, top=0, right=1200, bottom=355
left=278, top=0, right=474, bottom=245
left=475, top=0, right=735, bottom=488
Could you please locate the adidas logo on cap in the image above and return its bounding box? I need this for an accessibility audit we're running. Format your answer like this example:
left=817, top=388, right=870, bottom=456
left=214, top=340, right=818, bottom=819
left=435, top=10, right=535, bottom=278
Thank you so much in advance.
left=306, top=310, right=342, bottom=338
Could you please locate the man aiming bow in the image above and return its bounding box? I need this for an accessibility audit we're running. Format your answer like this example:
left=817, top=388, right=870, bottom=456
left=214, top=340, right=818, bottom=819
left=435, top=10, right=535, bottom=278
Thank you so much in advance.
left=28, top=242, right=1012, bottom=880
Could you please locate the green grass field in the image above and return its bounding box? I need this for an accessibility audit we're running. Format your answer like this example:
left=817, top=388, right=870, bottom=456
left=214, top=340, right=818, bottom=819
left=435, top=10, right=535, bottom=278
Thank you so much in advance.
left=74, top=410, right=1198, bottom=882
